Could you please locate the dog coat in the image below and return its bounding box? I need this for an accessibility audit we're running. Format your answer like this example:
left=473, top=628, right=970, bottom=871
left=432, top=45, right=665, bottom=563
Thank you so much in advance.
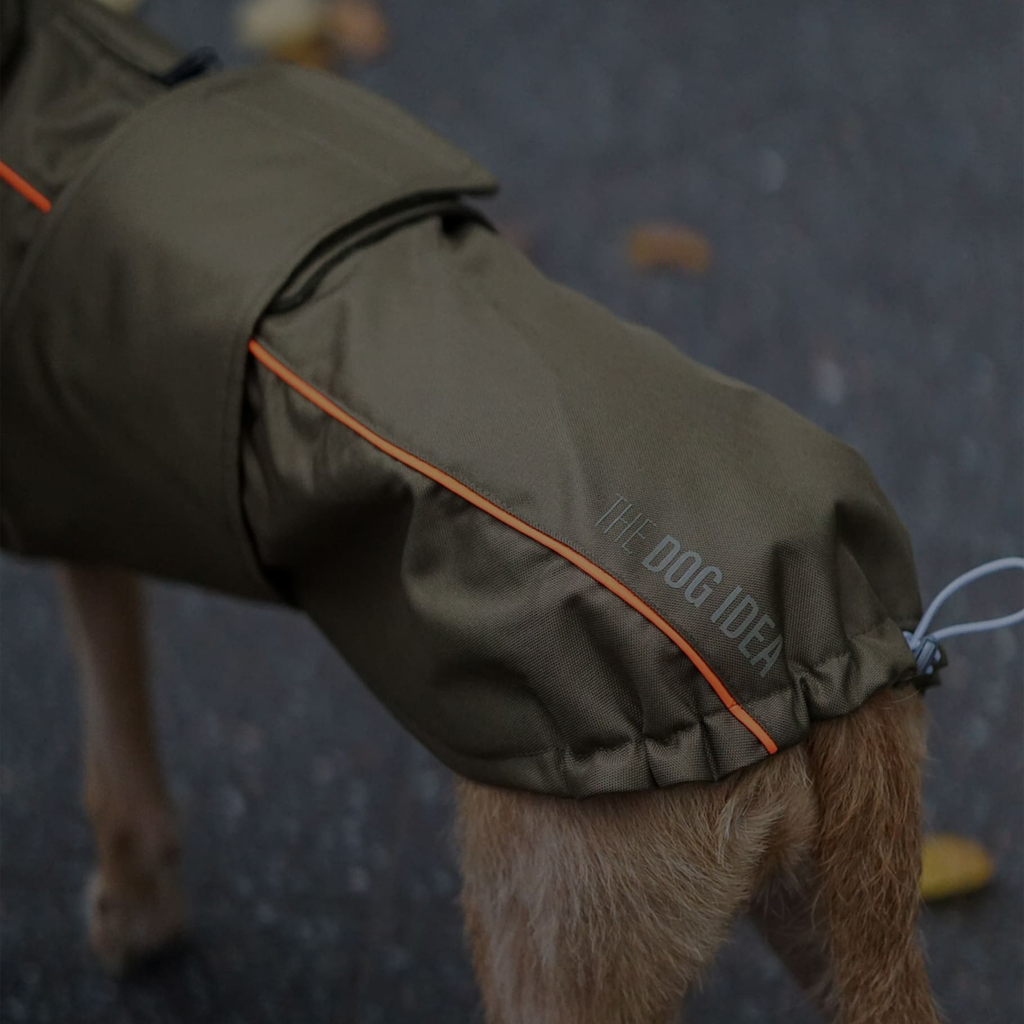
left=1, top=0, right=928, bottom=797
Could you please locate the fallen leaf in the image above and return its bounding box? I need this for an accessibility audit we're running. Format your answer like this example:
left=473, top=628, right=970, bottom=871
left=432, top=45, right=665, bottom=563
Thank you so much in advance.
left=920, top=833, right=995, bottom=901
left=326, top=0, right=390, bottom=61
left=627, top=223, right=712, bottom=275
left=270, top=33, right=335, bottom=69
left=236, top=0, right=328, bottom=64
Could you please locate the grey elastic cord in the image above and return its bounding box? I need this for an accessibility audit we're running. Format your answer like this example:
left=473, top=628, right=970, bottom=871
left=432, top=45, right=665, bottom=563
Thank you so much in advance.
left=904, top=556, right=1024, bottom=676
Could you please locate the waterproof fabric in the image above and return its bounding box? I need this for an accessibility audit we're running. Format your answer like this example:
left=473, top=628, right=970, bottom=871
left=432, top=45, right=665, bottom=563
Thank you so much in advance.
left=1, top=0, right=928, bottom=797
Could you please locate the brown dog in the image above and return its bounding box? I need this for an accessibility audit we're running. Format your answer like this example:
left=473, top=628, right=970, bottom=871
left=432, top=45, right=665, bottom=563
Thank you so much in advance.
left=59, top=560, right=939, bottom=1023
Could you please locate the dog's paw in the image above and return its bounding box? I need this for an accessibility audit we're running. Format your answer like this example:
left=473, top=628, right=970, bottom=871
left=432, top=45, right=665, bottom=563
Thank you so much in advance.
left=85, top=830, right=188, bottom=975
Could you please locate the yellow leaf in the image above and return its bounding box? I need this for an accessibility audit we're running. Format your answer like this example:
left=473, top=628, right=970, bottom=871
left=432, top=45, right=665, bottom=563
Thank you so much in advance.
left=270, top=33, right=335, bottom=69
left=236, top=0, right=324, bottom=51
left=920, top=833, right=994, bottom=901
left=627, top=223, right=712, bottom=276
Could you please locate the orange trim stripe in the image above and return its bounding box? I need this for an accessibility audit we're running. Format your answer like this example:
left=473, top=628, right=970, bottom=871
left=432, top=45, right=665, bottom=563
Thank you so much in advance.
left=249, top=338, right=778, bottom=755
left=0, top=160, right=52, bottom=213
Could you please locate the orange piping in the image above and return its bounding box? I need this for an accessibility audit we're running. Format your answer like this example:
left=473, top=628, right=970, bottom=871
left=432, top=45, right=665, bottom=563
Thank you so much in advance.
left=0, top=160, right=52, bottom=213
left=249, top=338, right=778, bottom=755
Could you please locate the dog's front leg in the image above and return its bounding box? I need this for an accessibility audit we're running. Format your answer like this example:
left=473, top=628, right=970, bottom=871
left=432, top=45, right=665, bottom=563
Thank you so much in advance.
left=58, top=563, right=186, bottom=973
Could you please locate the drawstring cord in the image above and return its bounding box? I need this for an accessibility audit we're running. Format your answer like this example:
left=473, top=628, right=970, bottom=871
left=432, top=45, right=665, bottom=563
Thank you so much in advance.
left=905, top=556, right=1024, bottom=677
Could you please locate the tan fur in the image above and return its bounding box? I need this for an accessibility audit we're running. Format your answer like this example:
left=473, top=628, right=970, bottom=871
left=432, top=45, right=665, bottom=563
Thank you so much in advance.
left=456, top=743, right=816, bottom=1023
left=57, top=562, right=939, bottom=1020
left=457, top=688, right=937, bottom=1023
left=58, top=564, right=186, bottom=973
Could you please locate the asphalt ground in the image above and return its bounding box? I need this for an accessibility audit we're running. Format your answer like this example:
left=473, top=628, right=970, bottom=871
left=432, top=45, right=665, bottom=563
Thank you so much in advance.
left=2, top=1, right=1022, bottom=1021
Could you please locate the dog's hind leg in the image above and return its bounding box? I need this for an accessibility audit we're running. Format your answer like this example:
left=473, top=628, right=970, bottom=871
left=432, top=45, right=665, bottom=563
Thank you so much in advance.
left=454, top=746, right=815, bottom=1024
left=748, top=859, right=834, bottom=1015
left=58, top=563, right=186, bottom=974
left=751, top=688, right=940, bottom=1024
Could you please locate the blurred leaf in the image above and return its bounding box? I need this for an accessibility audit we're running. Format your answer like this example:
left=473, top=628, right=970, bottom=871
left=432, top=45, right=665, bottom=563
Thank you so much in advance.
left=920, top=833, right=995, bottom=901
left=269, top=33, right=335, bottom=69
left=627, top=223, right=711, bottom=275
left=236, top=0, right=327, bottom=62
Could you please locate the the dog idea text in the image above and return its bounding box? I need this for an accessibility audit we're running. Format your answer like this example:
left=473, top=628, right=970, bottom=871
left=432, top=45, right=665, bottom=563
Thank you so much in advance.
left=595, top=495, right=783, bottom=678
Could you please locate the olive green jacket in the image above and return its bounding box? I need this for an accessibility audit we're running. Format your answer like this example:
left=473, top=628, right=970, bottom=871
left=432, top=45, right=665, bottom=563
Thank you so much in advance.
left=1, top=0, right=926, bottom=797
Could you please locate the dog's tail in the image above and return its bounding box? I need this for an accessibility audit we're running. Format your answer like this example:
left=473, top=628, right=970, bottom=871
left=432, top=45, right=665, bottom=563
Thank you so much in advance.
left=807, top=687, right=940, bottom=1024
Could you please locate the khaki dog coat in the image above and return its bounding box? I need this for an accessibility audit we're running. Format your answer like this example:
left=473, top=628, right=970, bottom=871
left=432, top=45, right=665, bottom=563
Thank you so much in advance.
left=1, top=0, right=926, bottom=797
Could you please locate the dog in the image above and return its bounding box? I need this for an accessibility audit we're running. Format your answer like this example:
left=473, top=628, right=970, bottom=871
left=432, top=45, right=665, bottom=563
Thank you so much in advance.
left=2, top=2, right=943, bottom=1021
